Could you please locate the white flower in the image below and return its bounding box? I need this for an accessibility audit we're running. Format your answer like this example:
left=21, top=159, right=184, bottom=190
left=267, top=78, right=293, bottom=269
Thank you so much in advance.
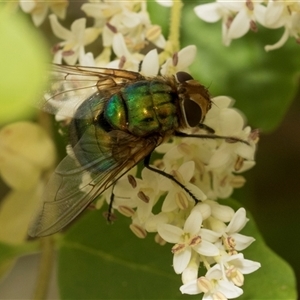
left=19, top=0, right=68, bottom=26
left=160, top=45, right=197, bottom=76
left=181, top=252, right=200, bottom=284
left=212, top=208, right=255, bottom=252
left=195, top=0, right=300, bottom=51
left=106, top=32, right=143, bottom=70
left=140, top=49, right=160, bottom=77
left=105, top=167, right=162, bottom=226
left=158, top=209, right=219, bottom=274
left=132, top=168, right=162, bottom=223
left=194, top=0, right=266, bottom=46
left=194, top=1, right=233, bottom=46
left=223, top=0, right=266, bottom=41
left=180, top=264, right=243, bottom=299
left=161, top=161, right=207, bottom=212
left=49, top=15, right=100, bottom=65
left=155, top=0, right=173, bottom=7
left=222, top=253, right=261, bottom=286
left=263, top=1, right=300, bottom=51
left=82, top=1, right=165, bottom=54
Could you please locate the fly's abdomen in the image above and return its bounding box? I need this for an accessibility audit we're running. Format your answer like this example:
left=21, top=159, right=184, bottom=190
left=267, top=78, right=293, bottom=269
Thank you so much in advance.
left=104, top=80, right=178, bottom=136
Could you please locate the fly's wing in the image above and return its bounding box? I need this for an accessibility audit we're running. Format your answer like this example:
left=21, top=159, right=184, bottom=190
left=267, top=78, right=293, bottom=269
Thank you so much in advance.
left=41, top=64, right=144, bottom=119
left=28, top=128, right=158, bottom=237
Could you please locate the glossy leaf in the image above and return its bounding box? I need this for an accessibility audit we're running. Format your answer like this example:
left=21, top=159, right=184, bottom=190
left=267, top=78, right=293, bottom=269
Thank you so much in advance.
left=222, top=199, right=297, bottom=300
left=149, top=1, right=299, bottom=132
left=180, top=4, right=299, bottom=132
left=57, top=198, right=296, bottom=299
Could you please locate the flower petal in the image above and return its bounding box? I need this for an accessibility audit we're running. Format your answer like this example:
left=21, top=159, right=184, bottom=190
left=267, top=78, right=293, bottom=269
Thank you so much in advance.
left=49, top=14, right=71, bottom=40
left=184, top=211, right=202, bottom=235
left=173, top=247, right=191, bottom=274
left=231, top=233, right=255, bottom=250
left=140, top=49, right=159, bottom=77
left=180, top=279, right=200, bottom=295
left=157, top=223, right=183, bottom=243
left=193, top=240, right=219, bottom=256
left=176, top=45, right=197, bottom=70
left=178, top=161, right=195, bottom=182
left=226, top=208, right=248, bottom=234
left=194, top=3, right=223, bottom=23
left=161, top=190, right=178, bottom=212
left=218, top=280, right=243, bottom=298
left=228, top=9, right=250, bottom=39
left=226, top=253, right=261, bottom=274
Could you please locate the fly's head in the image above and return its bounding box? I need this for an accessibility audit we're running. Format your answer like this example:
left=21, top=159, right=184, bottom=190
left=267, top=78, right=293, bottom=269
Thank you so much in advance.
left=175, top=71, right=211, bottom=129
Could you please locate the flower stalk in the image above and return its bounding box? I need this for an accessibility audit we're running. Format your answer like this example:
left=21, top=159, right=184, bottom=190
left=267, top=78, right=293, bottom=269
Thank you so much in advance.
left=159, top=0, right=183, bottom=65
left=33, top=236, right=55, bottom=300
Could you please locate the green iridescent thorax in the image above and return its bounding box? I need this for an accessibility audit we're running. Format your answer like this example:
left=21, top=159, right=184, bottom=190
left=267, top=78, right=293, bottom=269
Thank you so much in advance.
left=104, top=80, right=179, bottom=136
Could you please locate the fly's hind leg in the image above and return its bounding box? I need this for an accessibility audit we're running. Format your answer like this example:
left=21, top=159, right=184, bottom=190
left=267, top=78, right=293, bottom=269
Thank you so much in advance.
left=103, top=183, right=117, bottom=223
left=143, top=153, right=200, bottom=204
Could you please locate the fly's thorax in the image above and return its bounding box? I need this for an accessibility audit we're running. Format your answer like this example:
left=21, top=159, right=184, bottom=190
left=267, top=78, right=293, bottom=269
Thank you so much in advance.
left=172, top=72, right=212, bottom=129
left=104, top=80, right=179, bottom=137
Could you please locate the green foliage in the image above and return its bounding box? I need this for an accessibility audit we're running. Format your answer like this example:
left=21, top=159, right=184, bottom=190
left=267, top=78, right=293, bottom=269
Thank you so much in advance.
left=56, top=200, right=296, bottom=299
left=222, top=199, right=297, bottom=300
left=150, top=1, right=299, bottom=132
left=58, top=210, right=184, bottom=299
left=181, top=10, right=299, bottom=132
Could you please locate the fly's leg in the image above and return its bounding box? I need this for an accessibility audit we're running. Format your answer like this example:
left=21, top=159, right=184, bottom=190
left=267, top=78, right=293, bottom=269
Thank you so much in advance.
left=143, top=154, right=200, bottom=204
left=103, top=183, right=117, bottom=223
left=198, top=123, right=215, bottom=133
left=174, top=131, right=249, bottom=145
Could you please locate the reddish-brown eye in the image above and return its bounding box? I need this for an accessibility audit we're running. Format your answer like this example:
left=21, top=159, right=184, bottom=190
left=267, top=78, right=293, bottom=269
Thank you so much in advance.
left=183, top=98, right=202, bottom=127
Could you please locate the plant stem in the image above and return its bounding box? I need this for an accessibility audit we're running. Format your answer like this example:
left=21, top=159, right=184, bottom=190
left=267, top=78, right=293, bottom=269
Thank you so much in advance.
left=33, top=236, right=55, bottom=300
left=168, top=0, right=183, bottom=53
left=159, top=0, right=183, bottom=65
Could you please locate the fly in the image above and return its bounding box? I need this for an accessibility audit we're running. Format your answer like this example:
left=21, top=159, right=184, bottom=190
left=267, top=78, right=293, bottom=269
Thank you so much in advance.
left=28, top=64, right=247, bottom=237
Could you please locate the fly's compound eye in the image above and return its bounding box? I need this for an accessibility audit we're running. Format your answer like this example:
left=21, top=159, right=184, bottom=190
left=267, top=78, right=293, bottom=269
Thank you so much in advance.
left=176, top=71, right=210, bottom=128
left=175, top=71, right=194, bottom=83
left=183, top=98, right=202, bottom=127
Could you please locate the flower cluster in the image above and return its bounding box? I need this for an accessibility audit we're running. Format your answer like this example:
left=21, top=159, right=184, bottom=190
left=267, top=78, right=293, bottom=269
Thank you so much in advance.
left=193, top=0, right=300, bottom=51
left=17, top=0, right=262, bottom=299
left=96, top=95, right=260, bottom=299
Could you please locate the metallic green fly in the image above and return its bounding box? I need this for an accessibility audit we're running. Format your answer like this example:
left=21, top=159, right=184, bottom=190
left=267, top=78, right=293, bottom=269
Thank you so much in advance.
left=28, top=65, right=244, bottom=237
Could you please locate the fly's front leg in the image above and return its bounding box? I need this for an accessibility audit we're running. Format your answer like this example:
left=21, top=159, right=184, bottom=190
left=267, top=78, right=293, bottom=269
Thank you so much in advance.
left=143, top=153, right=200, bottom=204
left=198, top=123, right=215, bottom=133
left=174, top=131, right=249, bottom=145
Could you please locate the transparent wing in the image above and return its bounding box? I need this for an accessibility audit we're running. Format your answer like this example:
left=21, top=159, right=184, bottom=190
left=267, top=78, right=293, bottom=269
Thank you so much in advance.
left=41, top=64, right=144, bottom=118
left=28, top=128, right=158, bottom=237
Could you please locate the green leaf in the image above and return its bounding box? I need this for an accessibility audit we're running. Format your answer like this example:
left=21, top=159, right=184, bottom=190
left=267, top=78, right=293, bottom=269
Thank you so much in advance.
left=148, top=1, right=300, bottom=132
left=0, top=6, right=49, bottom=124
left=57, top=199, right=297, bottom=299
left=180, top=4, right=299, bottom=132
left=221, top=199, right=297, bottom=300
left=58, top=210, right=190, bottom=299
